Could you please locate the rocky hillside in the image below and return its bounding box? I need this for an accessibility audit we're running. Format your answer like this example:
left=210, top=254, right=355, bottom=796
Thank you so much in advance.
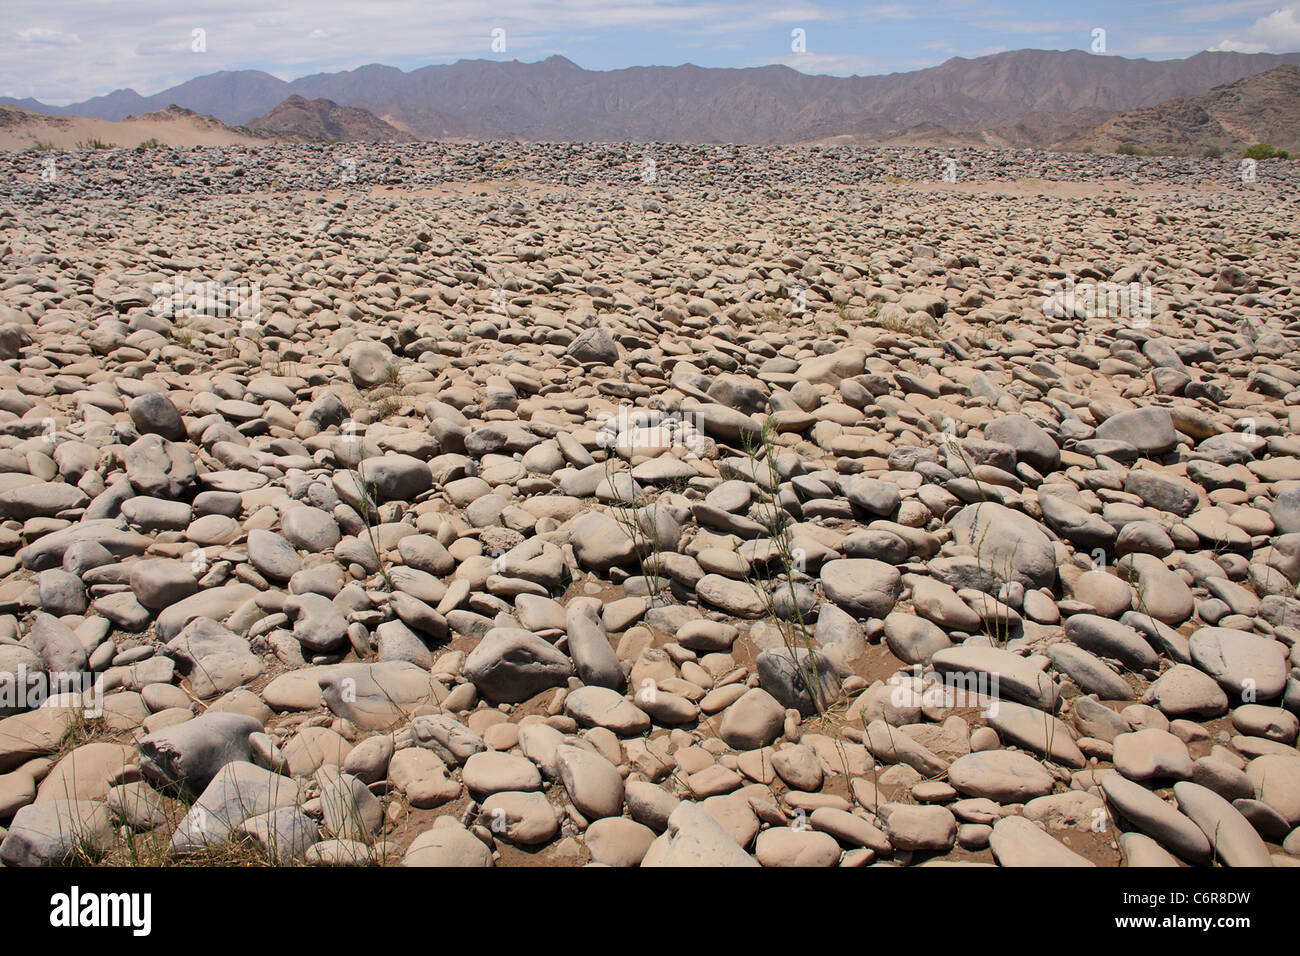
left=1067, top=65, right=1300, bottom=156
left=246, top=95, right=415, bottom=143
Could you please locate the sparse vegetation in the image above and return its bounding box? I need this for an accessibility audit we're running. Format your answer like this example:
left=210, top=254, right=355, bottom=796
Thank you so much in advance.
left=603, top=415, right=671, bottom=605
left=355, top=474, right=395, bottom=591
left=880, top=310, right=940, bottom=339
left=54, top=701, right=108, bottom=758
left=962, top=324, right=1009, bottom=349
left=1244, top=143, right=1289, bottom=160
left=361, top=361, right=409, bottom=422
left=741, top=416, right=834, bottom=716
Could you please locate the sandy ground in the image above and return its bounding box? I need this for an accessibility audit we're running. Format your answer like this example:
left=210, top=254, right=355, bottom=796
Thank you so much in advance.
left=0, top=108, right=270, bottom=150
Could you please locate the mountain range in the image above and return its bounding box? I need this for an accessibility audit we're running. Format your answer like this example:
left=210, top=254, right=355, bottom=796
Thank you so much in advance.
left=4, top=49, right=1300, bottom=148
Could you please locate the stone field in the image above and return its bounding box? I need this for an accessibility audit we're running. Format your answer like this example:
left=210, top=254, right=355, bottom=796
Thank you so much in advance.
left=0, top=142, right=1297, bottom=867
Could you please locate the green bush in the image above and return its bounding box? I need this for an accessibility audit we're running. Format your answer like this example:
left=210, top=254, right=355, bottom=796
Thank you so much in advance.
left=1203, top=145, right=1224, bottom=159
left=1116, top=143, right=1139, bottom=155
left=1244, top=143, right=1289, bottom=160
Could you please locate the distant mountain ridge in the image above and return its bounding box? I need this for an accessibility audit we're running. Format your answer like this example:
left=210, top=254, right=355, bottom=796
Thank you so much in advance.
left=6, top=49, right=1300, bottom=147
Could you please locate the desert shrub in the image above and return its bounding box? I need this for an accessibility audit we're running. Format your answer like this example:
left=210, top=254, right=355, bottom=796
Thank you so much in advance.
left=1244, top=143, right=1289, bottom=160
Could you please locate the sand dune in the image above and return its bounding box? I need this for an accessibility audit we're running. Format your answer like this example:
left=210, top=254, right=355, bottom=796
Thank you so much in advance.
left=0, top=105, right=271, bottom=150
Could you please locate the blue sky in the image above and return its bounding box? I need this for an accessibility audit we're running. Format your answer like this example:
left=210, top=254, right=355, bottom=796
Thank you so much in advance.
left=5, top=0, right=1300, bottom=103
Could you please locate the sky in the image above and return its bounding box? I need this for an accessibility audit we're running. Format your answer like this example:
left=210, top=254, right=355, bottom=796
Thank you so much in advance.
left=4, top=0, right=1300, bottom=104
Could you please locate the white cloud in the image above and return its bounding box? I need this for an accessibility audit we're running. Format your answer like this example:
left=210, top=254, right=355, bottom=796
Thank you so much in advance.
left=1173, top=0, right=1281, bottom=25
left=17, top=27, right=81, bottom=46
left=764, top=52, right=877, bottom=75
left=1213, top=4, right=1300, bottom=51
left=135, top=38, right=193, bottom=57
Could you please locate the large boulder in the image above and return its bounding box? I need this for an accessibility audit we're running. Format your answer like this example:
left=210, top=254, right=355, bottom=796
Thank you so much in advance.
left=138, top=712, right=263, bottom=796
left=820, top=559, right=901, bottom=617
left=358, top=454, right=433, bottom=502
left=983, top=414, right=1060, bottom=473
left=170, top=761, right=301, bottom=855
left=642, top=801, right=759, bottom=867
left=1094, top=407, right=1178, bottom=456
left=947, top=502, right=1057, bottom=590
left=464, top=628, right=573, bottom=704
left=162, top=617, right=263, bottom=699
left=0, top=800, right=115, bottom=865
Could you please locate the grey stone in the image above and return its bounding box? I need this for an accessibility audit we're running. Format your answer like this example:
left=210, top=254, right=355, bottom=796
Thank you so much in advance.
left=464, top=628, right=573, bottom=704
left=756, top=646, right=841, bottom=716
left=1094, top=407, right=1178, bottom=456
left=989, top=816, right=1095, bottom=866
left=948, top=502, right=1057, bottom=589
left=642, top=801, right=759, bottom=867
left=820, top=558, right=901, bottom=617
left=1101, top=772, right=1212, bottom=863
left=1173, top=781, right=1273, bottom=867
left=170, top=761, right=300, bottom=854
left=565, top=600, right=622, bottom=689
left=129, top=391, right=187, bottom=441
left=0, top=800, right=115, bottom=865
left=139, top=712, right=263, bottom=796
